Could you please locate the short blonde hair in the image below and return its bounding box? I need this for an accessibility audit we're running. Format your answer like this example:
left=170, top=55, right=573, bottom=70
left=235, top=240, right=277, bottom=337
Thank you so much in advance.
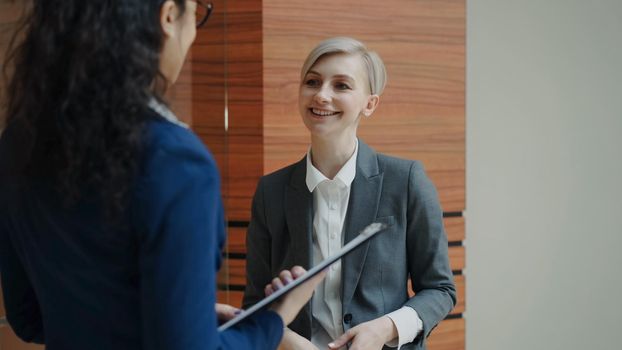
left=300, top=37, right=387, bottom=96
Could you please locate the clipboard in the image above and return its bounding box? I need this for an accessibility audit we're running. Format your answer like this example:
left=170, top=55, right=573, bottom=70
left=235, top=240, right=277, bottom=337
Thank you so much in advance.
left=218, top=222, right=388, bottom=332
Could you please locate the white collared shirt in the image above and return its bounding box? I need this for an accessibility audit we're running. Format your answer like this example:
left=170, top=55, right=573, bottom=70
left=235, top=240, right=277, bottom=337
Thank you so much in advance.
left=305, top=140, right=423, bottom=349
left=306, top=141, right=357, bottom=347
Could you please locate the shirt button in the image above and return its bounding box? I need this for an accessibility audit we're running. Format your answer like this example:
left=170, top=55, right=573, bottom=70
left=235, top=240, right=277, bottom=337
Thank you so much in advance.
left=331, top=265, right=338, bottom=271
left=330, top=233, right=336, bottom=239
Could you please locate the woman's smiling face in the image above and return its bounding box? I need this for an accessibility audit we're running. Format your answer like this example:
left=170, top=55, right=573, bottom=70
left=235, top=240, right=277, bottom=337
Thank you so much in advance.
left=298, top=53, right=378, bottom=142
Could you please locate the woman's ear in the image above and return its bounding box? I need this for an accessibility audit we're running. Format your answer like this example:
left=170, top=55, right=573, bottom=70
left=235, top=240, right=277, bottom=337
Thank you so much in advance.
left=160, top=0, right=180, bottom=39
left=363, top=95, right=380, bottom=117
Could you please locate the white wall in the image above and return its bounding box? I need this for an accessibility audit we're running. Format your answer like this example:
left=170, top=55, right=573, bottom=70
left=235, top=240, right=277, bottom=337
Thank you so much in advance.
left=467, top=1, right=622, bottom=349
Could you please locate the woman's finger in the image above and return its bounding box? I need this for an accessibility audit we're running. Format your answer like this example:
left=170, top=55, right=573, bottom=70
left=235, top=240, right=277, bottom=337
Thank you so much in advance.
left=215, top=303, right=241, bottom=321
left=279, top=269, right=294, bottom=284
left=271, top=276, right=285, bottom=291
left=290, top=265, right=306, bottom=279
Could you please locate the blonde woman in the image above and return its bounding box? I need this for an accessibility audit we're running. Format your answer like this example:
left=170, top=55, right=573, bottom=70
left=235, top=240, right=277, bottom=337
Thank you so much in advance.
left=243, top=37, right=456, bottom=350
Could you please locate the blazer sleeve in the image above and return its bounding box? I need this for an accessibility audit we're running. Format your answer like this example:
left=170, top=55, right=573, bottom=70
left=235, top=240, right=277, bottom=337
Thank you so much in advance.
left=404, top=161, right=456, bottom=346
left=0, top=234, right=45, bottom=344
left=0, top=127, right=45, bottom=344
left=133, top=126, right=283, bottom=350
left=242, top=177, right=273, bottom=309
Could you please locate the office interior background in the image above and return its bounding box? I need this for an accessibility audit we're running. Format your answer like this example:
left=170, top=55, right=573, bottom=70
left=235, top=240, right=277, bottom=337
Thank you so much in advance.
left=1, top=0, right=620, bottom=349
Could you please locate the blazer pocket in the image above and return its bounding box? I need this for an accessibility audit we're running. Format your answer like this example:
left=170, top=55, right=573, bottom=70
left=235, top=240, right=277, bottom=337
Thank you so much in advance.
left=372, top=215, right=398, bottom=242
left=374, top=215, right=395, bottom=228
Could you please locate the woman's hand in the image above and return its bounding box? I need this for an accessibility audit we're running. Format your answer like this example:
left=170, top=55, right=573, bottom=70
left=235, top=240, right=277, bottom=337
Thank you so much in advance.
left=215, top=303, right=241, bottom=322
left=328, top=316, right=398, bottom=350
left=267, top=266, right=326, bottom=325
left=277, top=328, right=320, bottom=350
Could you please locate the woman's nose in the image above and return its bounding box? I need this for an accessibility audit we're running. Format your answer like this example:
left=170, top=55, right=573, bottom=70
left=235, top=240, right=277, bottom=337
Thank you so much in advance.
left=313, top=85, right=331, bottom=104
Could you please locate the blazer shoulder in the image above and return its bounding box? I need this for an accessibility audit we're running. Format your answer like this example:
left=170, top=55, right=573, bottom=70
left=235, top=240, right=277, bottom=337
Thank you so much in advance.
left=376, top=152, right=424, bottom=175
left=139, top=117, right=219, bottom=186
left=133, top=116, right=220, bottom=208
left=144, top=118, right=209, bottom=159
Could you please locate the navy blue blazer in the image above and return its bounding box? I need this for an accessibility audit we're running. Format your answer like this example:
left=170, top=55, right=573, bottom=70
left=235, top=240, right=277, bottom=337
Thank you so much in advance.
left=0, top=111, right=283, bottom=350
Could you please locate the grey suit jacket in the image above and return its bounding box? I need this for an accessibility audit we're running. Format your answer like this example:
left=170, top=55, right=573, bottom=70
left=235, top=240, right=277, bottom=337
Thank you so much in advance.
left=243, top=140, right=456, bottom=350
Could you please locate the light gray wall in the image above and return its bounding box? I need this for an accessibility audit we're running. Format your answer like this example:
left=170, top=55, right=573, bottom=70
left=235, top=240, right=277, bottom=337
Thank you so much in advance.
left=467, top=1, right=622, bottom=349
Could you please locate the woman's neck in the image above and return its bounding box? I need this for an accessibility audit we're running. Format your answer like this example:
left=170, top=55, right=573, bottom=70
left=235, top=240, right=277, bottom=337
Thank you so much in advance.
left=310, top=136, right=357, bottom=180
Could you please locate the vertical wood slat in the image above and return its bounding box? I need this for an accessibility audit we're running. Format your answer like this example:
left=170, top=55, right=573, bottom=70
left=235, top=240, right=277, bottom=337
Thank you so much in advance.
left=0, top=0, right=25, bottom=129
left=165, top=52, right=193, bottom=125
left=427, top=318, right=465, bottom=350
left=445, top=216, right=465, bottom=242
left=222, top=0, right=264, bottom=221
left=191, top=0, right=227, bottom=193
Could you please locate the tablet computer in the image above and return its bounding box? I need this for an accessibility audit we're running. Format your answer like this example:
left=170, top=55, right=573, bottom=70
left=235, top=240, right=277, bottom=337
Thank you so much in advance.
left=218, top=221, right=388, bottom=332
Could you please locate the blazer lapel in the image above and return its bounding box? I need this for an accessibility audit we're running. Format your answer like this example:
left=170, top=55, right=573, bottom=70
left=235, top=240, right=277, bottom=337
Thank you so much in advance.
left=341, top=141, right=383, bottom=311
left=285, top=157, right=313, bottom=269
left=284, top=157, right=314, bottom=336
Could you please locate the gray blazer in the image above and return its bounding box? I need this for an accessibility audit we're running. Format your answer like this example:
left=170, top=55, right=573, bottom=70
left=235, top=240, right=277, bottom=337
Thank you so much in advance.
left=243, top=140, right=456, bottom=350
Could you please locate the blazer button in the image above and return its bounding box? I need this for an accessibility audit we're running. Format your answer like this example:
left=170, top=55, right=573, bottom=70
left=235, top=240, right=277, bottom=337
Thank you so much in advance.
left=343, top=313, right=352, bottom=324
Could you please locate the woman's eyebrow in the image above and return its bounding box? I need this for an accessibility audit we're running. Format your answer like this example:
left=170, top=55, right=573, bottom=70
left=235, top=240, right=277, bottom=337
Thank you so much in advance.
left=305, top=71, right=356, bottom=84
left=332, top=74, right=355, bottom=81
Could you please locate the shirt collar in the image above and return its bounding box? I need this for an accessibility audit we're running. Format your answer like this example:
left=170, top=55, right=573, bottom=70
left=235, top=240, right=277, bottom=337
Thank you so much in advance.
left=148, top=97, right=189, bottom=129
left=305, top=140, right=358, bottom=192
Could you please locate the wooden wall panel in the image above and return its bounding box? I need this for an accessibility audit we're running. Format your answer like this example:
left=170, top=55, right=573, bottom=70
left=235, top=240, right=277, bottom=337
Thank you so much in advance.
left=191, top=0, right=228, bottom=201
left=262, top=0, right=465, bottom=212
left=449, top=246, right=465, bottom=271
left=453, top=275, right=466, bottom=314
left=427, top=318, right=465, bottom=350
left=1, top=326, right=44, bottom=350
left=222, top=0, right=264, bottom=221
left=217, top=290, right=245, bottom=310
left=0, top=0, right=24, bottom=129
left=227, top=227, right=247, bottom=253
left=166, top=56, right=193, bottom=125
left=445, top=216, right=465, bottom=242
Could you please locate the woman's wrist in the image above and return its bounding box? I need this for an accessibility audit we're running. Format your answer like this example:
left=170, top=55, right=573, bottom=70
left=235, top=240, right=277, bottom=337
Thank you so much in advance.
left=380, top=315, right=399, bottom=344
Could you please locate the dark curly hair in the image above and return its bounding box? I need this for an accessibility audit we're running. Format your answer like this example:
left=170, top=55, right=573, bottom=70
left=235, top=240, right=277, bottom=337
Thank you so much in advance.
left=2, top=0, right=186, bottom=219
